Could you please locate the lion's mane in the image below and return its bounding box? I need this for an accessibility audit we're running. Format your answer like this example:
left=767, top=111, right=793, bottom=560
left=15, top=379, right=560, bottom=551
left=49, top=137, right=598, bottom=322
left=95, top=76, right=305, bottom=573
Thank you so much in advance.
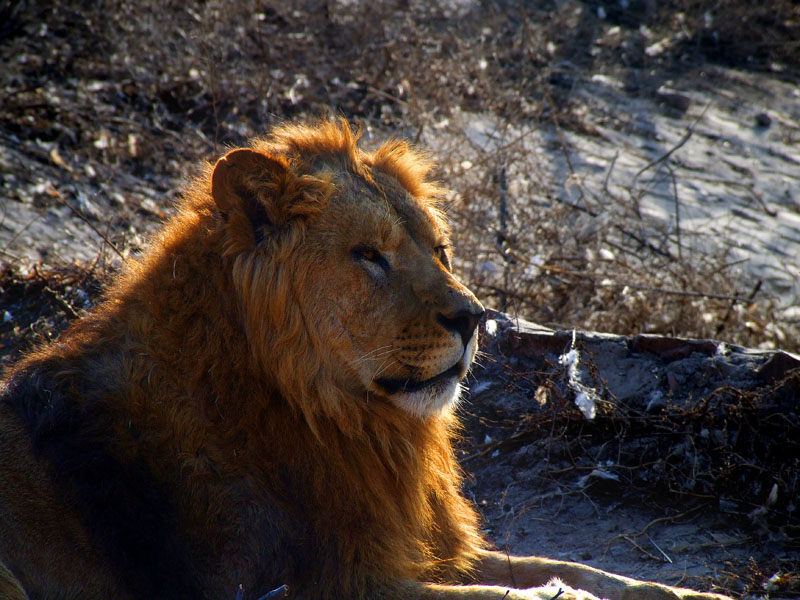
left=0, top=120, right=482, bottom=599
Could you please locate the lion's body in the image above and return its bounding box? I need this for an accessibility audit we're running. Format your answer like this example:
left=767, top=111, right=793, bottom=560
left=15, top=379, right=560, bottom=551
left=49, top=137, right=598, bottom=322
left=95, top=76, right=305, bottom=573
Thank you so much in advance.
left=0, top=121, right=731, bottom=600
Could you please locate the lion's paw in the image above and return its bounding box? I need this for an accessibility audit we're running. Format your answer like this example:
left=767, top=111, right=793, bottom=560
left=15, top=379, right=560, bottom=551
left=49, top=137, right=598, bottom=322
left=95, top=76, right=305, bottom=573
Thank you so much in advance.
left=524, top=579, right=602, bottom=600
left=620, top=582, right=733, bottom=600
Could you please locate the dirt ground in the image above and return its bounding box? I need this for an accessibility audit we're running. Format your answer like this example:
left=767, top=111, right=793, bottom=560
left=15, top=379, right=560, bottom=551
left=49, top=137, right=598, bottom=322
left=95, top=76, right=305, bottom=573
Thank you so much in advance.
left=461, top=312, right=799, bottom=598
left=1, top=1, right=799, bottom=598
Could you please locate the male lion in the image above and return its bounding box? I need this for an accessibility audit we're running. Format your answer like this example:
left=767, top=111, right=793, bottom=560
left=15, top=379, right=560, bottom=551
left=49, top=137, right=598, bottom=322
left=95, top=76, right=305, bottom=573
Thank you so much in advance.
left=0, top=120, right=731, bottom=600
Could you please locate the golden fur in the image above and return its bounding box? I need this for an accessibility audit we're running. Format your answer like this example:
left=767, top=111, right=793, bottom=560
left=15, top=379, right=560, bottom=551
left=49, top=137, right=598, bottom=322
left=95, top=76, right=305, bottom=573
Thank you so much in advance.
left=0, top=120, right=731, bottom=600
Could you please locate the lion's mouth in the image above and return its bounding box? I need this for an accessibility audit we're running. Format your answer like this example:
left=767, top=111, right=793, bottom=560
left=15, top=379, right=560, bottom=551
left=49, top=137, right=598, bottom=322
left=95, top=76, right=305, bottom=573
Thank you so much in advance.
left=375, top=359, right=464, bottom=396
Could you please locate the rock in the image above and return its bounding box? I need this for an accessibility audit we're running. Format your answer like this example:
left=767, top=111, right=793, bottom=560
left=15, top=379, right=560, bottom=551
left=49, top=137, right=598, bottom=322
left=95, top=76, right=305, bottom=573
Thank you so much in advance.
left=754, top=112, right=772, bottom=128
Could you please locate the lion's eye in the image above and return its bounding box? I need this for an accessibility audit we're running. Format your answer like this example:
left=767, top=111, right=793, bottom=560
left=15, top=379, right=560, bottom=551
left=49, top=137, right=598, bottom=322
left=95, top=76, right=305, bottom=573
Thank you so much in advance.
left=435, top=244, right=451, bottom=270
left=359, top=248, right=378, bottom=261
left=351, top=245, right=390, bottom=273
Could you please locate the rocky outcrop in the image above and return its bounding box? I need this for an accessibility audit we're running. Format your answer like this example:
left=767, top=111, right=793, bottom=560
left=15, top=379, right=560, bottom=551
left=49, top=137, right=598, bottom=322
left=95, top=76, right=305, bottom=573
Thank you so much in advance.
left=463, top=309, right=800, bottom=554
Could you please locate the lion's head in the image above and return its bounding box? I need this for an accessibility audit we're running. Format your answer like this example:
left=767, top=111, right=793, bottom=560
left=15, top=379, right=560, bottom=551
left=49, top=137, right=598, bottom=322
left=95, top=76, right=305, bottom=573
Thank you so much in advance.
left=208, top=120, right=484, bottom=427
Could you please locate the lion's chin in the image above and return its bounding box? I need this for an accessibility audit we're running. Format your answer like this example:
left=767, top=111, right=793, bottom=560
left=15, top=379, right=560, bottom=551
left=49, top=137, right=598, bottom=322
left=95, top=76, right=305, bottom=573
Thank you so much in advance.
left=391, top=377, right=463, bottom=419
left=371, top=333, right=478, bottom=418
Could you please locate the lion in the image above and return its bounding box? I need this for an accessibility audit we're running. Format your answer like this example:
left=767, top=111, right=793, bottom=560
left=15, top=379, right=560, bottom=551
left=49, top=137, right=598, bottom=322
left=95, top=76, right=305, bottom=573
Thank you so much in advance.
left=0, top=119, right=732, bottom=600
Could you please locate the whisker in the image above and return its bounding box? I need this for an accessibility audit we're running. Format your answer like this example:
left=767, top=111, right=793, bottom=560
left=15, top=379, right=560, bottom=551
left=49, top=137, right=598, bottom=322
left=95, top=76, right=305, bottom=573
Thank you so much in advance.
left=371, top=358, right=398, bottom=382
left=352, top=345, right=394, bottom=365
left=353, top=348, right=395, bottom=366
left=359, top=344, right=393, bottom=357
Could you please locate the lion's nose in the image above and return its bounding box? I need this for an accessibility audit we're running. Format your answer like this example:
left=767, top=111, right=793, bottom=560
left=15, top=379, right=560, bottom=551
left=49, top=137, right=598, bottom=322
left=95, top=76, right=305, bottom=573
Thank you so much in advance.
left=437, top=305, right=485, bottom=348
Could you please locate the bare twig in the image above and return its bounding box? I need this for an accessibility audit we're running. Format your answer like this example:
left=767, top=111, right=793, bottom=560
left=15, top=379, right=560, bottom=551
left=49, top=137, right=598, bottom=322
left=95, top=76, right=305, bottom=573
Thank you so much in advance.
left=495, top=163, right=509, bottom=309
left=56, top=194, right=125, bottom=260
left=43, top=286, right=81, bottom=320
left=716, top=279, right=762, bottom=337
left=602, top=151, right=619, bottom=197
left=666, top=163, right=682, bottom=261
left=0, top=248, right=23, bottom=262
left=504, top=543, right=517, bottom=589
left=366, top=86, right=411, bottom=109
left=633, top=102, right=712, bottom=185
left=512, top=260, right=759, bottom=304
left=618, top=535, right=667, bottom=563
left=649, top=536, right=673, bottom=564
left=1, top=213, right=44, bottom=261
left=606, top=504, right=708, bottom=549
left=608, top=282, right=755, bottom=303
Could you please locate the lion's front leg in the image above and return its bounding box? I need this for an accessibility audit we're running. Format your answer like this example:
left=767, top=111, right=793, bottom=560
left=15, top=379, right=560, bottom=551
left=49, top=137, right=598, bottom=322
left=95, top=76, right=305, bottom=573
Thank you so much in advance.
left=470, top=551, right=733, bottom=600
left=412, top=581, right=600, bottom=600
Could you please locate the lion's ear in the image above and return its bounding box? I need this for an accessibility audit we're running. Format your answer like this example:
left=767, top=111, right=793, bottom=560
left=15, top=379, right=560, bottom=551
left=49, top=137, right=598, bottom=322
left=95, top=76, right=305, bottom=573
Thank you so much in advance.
left=211, top=148, right=286, bottom=249
left=211, top=148, right=332, bottom=252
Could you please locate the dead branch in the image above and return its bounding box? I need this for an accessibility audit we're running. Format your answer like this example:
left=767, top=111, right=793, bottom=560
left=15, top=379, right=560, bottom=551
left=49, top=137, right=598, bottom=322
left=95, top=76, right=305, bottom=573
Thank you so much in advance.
left=632, top=102, right=712, bottom=185
left=42, top=286, right=80, bottom=320
left=56, top=194, right=125, bottom=260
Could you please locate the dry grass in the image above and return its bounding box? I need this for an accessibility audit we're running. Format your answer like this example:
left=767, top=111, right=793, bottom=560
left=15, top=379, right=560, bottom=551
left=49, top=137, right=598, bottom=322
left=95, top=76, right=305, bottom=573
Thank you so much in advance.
left=0, top=262, right=108, bottom=365
left=3, top=0, right=797, bottom=353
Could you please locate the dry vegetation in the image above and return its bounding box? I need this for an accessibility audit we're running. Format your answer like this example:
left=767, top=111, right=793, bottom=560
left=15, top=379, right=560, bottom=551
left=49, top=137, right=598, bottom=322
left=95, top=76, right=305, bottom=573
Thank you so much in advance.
left=2, top=0, right=799, bottom=357
left=465, top=317, right=800, bottom=597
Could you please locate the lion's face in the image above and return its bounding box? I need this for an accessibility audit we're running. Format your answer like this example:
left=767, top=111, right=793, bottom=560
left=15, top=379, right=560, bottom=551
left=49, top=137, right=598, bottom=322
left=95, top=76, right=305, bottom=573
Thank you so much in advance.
left=211, top=122, right=483, bottom=419
left=303, top=170, right=484, bottom=418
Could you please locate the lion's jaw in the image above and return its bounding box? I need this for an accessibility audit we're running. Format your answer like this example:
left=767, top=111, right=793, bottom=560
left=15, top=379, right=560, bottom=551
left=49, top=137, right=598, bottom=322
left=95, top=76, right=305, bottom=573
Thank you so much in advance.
left=386, top=327, right=480, bottom=419
left=305, top=174, right=485, bottom=420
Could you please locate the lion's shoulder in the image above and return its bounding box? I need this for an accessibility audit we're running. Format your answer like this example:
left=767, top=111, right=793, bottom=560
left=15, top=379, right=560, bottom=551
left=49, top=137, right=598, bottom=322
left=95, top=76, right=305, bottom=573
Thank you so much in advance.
left=0, top=359, right=201, bottom=598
